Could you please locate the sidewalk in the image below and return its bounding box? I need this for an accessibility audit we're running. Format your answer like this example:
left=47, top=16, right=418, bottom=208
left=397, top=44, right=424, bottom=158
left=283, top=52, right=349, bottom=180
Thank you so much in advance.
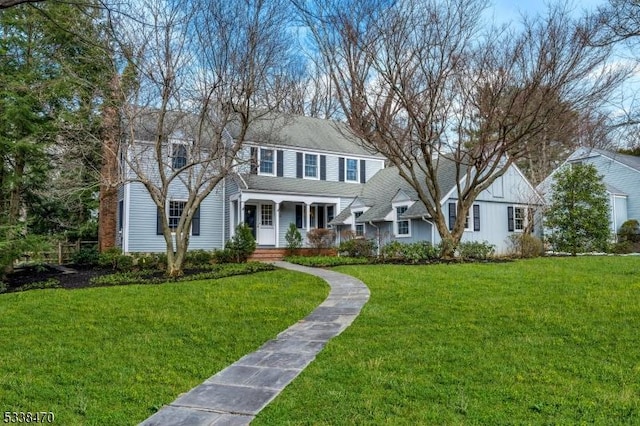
left=139, top=261, right=370, bottom=426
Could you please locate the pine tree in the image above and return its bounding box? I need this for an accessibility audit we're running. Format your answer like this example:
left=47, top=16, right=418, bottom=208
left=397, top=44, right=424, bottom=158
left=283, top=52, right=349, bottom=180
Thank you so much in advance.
left=545, top=164, right=611, bottom=255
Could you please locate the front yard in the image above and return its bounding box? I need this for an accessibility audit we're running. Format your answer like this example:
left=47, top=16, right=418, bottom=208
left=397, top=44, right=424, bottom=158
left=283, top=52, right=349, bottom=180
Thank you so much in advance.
left=255, top=257, right=640, bottom=424
left=1, top=257, right=638, bottom=424
left=0, top=270, right=328, bottom=425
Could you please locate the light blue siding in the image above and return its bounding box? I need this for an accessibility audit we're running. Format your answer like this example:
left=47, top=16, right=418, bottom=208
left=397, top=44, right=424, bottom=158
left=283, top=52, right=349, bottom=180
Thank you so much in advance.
left=583, top=155, right=640, bottom=223
left=125, top=181, right=225, bottom=253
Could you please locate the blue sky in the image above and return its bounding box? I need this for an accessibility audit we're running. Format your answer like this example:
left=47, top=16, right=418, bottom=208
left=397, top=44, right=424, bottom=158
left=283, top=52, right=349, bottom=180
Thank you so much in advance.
left=489, top=0, right=607, bottom=24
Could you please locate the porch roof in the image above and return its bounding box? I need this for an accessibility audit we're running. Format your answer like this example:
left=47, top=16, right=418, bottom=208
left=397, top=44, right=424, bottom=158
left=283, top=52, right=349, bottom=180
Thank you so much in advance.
left=240, top=174, right=363, bottom=198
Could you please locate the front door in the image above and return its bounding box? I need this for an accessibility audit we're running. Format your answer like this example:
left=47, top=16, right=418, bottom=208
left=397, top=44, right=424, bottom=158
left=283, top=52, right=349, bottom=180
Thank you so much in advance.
left=257, top=203, right=276, bottom=246
left=244, top=205, right=257, bottom=239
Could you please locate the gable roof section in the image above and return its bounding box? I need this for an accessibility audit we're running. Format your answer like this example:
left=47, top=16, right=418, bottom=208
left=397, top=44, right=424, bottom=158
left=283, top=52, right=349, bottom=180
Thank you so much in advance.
left=331, top=156, right=467, bottom=224
left=228, top=113, right=384, bottom=158
left=592, top=148, right=640, bottom=173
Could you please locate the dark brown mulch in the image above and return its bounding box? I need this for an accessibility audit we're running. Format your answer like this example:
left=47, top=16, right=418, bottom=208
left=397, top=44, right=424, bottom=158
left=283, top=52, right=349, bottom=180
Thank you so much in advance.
left=5, top=264, right=112, bottom=291
left=4, top=264, right=223, bottom=293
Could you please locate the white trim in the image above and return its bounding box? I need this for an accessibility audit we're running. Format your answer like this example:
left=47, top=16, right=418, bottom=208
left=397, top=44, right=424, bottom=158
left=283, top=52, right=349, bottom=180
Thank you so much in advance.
left=392, top=201, right=413, bottom=238
left=304, top=153, right=320, bottom=180
left=123, top=183, right=131, bottom=253
left=351, top=207, right=368, bottom=237
left=243, top=140, right=384, bottom=161
left=512, top=205, right=528, bottom=233
left=345, top=157, right=360, bottom=182
left=166, top=198, right=195, bottom=236
left=258, top=147, right=276, bottom=176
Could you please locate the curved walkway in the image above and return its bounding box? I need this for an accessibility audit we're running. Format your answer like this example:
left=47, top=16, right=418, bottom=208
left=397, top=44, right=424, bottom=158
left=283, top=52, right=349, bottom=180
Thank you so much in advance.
left=140, top=261, right=370, bottom=426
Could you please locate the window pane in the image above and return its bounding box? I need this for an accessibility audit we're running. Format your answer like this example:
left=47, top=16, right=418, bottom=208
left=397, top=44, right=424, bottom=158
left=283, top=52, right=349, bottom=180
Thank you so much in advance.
left=397, top=220, right=409, bottom=235
left=172, top=144, right=187, bottom=169
left=261, top=204, right=273, bottom=226
left=305, top=154, right=318, bottom=177
left=346, top=158, right=358, bottom=181
left=515, top=207, right=525, bottom=230
left=169, top=201, right=185, bottom=230
left=260, top=149, right=274, bottom=174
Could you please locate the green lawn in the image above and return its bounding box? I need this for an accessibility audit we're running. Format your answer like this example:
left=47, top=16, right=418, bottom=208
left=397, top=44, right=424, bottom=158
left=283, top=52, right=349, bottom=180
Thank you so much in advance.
left=255, top=257, right=640, bottom=425
left=0, top=270, right=328, bottom=425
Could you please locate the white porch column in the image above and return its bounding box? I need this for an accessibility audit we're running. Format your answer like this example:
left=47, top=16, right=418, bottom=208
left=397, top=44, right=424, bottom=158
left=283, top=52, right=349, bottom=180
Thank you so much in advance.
left=275, top=202, right=281, bottom=248
left=305, top=202, right=312, bottom=232
left=239, top=200, right=245, bottom=230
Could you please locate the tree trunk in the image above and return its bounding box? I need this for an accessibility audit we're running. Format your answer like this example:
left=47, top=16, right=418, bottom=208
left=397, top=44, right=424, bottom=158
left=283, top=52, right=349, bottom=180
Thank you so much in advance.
left=98, top=74, right=121, bottom=252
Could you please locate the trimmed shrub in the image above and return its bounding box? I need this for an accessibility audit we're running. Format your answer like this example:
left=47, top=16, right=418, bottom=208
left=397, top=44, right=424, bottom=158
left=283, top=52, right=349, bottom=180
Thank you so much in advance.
left=618, top=219, right=640, bottom=253
left=306, top=228, right=336, bottom=254
left=338, top=238, right=377, bottom=258
left=213, top=248, right=234, bottom=264
left=405, top=241, right=439, bottom=263
left=98, top=248, right=123, bottom=269
left=611, top=241, right=634, bottom=254
left=285, top=223, right=302, bottom=254
left=284, top=255, right=369, bottom=267
left=380, top=241, right=405, bottom=260
left=458, top=241, right=495, bottom=260
left=225, top=223, right=257, bottom=263
left=115, top=255, right=134, bottom=271
left=380, top=241, right=439, bottom=263
left=185, top=249, right=213, bottom=268
left=71, top=247, right=100, bottom=266
left=133, top=253, right=161, bottom=271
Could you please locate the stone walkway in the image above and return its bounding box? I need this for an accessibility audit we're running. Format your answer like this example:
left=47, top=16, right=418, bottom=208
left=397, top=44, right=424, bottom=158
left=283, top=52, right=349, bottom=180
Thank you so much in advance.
left=139, top=261, right=370, bottom=426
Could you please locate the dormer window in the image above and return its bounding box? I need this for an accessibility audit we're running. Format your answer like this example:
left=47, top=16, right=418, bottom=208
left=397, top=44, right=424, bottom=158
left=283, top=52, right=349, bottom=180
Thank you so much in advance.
left=172, top=143, right=187, bottom=169
left=346, top=158, right=359, bottom=182
left=260, top=148, right=275, bottom=175
left=396, top=205, right=410, bottom=236
left=353, top=211, right=364, bottom=236
left=305, top=153, right=318, bottom=178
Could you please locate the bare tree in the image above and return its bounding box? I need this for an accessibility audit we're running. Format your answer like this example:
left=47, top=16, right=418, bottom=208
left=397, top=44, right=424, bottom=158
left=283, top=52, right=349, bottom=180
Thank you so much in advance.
left=296, top=0, right=628, bottom=257
left=117, top=0, right=294, bottom=276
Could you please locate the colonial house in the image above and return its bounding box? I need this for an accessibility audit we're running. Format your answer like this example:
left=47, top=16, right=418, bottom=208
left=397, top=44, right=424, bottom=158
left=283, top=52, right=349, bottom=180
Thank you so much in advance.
left=539, top=147, right=640, bottom=237
left=117, top=113, right=540, bottom=255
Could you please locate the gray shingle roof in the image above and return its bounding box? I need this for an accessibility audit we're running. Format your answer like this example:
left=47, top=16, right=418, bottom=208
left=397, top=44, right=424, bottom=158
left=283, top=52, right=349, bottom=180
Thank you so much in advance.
left=228, top=113, right=384, bottom=158
left=240, top=174, right=364, bottom=197
left=330, top=156, right=467, bottom=225
left=594, top=148, right=640, bottom=172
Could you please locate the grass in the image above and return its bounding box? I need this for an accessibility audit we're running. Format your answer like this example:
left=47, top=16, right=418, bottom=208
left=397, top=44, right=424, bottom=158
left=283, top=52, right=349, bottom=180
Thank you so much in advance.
left=0, top=269, right=328, bottom=425
left=255, top=257, right=640, bottom=425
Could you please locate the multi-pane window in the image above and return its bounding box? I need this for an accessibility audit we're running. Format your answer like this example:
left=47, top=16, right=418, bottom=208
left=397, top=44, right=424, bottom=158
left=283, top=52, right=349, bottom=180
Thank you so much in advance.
left=327, top=205, right=335, bottom=224
left=514, top=206, right=526, bottom=231
left=172, top=143, right=187, bottom=169
left=346, top=158, right=358, bottom=181
left=169, top=201, right=186, bottom=231
left=261, top=204, right=273, bottom=226
left=305, top=153, right=318, bottom=178
left=260, top=148, right=274, bottom=174
left=354, top=211, right=364, bottom=236
left=396, top=206, right=410, bottom=236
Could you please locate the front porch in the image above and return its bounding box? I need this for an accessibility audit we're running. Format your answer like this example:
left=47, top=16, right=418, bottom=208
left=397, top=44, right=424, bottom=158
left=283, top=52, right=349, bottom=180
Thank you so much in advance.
left=230, top=193, right=341, bottom=248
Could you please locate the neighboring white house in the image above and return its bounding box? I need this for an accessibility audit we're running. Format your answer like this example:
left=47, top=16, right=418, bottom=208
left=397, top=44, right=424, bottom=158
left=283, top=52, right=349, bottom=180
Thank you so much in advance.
left=117, top=113, right=540, bottom=255
left=539, top=147, right=640, bottom=238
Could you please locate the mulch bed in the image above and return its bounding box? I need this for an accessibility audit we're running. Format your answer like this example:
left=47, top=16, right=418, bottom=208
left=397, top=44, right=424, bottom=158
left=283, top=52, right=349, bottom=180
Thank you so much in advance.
left=4, top=264, right=212, bottom=292
left=5, top=264, right=112, bottom=291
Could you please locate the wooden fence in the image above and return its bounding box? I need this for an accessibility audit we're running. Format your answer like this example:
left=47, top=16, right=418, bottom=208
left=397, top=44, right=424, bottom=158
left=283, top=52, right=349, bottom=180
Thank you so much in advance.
left=37, top=240, right=98, bottom=265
